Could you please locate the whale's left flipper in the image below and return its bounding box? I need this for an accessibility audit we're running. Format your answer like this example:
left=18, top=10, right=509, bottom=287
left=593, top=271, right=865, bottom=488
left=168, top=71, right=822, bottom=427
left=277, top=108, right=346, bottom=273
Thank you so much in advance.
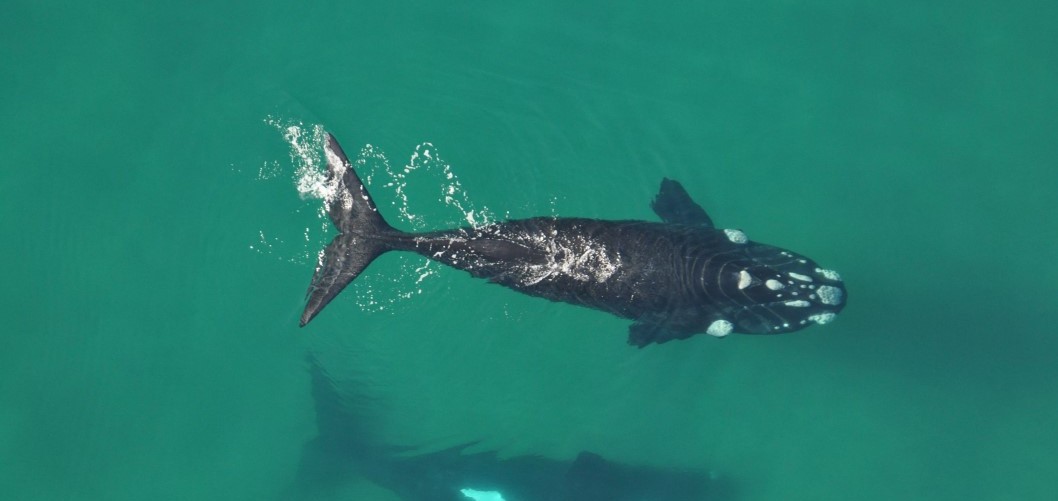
left=628, top=319, right=691, bottom=347
left=300, top=134, right=399, bottom=327
left=651, top=178, right=714, bottom=227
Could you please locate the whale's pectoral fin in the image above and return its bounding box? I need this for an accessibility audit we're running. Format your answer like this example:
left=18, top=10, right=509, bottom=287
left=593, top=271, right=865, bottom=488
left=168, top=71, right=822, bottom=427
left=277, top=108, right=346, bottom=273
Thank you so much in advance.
left=627, top=315, right=695, bottom=347
left=628, top=321, right=664, bottom=347
left=651, top=178, right=714, bottom=227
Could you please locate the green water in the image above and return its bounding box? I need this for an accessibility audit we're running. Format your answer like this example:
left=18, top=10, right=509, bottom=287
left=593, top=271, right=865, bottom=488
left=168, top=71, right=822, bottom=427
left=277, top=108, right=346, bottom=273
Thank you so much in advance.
left=3, top=1, right=1057, bottom=500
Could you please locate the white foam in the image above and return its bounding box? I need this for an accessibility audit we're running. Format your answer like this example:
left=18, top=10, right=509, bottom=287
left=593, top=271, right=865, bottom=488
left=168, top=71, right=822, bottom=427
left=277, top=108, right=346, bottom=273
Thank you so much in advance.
left=389, top=142, right=495, bottom=230
left=257, top=119, right=336, bottom=266
left=264, top=119, right=463, bottom=312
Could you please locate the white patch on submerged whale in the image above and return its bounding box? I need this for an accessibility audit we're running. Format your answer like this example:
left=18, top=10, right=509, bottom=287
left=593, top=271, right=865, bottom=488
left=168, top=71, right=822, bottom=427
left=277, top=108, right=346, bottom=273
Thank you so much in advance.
left=784, top=300, right=810, bottom=307
left=460, top=488, right=506, bottom=501
left=787, top=272, right=812, bottom=282
left=706, top=319, right=733, bottom=337
left=766, top=279, right=784, bottom=290
left=738, top=270, right=752, bottom=289
left=723, top=229, right=748, bottom=244
left=816, top=285, right=843, bottom=305
left=816, top=267, right=842, bottom=281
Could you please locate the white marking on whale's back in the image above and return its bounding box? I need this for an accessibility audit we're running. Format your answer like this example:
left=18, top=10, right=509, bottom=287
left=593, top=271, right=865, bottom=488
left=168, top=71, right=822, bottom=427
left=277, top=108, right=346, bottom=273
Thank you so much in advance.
left=505, top=228, right=622, bottom=286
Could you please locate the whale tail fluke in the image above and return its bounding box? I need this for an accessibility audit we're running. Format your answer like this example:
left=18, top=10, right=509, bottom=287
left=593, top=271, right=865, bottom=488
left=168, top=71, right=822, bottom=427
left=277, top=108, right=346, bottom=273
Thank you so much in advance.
left=300, top=134, right=398, bottom=327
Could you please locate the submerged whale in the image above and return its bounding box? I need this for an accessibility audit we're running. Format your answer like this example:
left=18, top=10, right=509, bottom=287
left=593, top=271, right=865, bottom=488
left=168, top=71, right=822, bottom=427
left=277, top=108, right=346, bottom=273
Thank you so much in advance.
left=300, top=134, right=846, bottom=346
left=288, top=355, right=734, bottom=500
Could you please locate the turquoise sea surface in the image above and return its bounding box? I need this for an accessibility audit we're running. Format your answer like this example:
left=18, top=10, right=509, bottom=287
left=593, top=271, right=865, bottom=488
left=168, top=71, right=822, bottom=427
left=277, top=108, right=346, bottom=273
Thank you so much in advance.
left=3, top=2, right=1057, bottom=500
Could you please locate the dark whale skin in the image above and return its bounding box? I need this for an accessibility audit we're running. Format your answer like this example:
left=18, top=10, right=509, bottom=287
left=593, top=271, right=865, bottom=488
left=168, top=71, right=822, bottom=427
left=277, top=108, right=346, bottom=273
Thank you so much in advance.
left=300, top=134, right=846, bottom=347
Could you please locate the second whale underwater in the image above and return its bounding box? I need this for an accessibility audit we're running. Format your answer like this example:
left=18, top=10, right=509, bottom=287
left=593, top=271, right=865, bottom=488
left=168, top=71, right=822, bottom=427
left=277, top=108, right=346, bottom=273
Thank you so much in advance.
left=299, top=133, right=846, bottom=346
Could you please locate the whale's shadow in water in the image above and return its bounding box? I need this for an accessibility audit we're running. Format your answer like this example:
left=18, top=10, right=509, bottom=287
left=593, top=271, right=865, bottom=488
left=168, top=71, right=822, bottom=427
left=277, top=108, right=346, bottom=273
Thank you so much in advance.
left=283, top=356, right=740, bottom=501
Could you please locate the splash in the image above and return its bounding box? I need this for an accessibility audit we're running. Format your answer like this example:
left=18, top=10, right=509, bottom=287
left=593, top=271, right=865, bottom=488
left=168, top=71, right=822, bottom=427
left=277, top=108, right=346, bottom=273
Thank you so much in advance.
left=381, top=142, right=496, bottom=230
left=259, top=118, right=493, bottom=312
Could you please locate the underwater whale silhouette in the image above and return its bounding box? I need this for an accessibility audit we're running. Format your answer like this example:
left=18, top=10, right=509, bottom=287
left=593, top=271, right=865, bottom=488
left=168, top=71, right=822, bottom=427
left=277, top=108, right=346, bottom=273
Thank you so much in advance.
left=299, top=133, right=846, bottom=346
left=287, top=355, right=735, bottom=500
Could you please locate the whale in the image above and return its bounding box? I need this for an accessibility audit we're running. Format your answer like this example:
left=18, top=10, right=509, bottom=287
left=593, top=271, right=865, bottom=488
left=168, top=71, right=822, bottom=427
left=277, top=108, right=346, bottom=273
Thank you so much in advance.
left=285, top=354, right=735, bottom=500
left=299, top=133, right=846, bottom=346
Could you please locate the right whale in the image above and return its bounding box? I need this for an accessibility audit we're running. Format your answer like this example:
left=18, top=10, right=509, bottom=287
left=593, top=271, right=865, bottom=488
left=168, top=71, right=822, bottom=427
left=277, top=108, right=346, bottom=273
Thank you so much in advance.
left=300, top=133, right=847, bottom=347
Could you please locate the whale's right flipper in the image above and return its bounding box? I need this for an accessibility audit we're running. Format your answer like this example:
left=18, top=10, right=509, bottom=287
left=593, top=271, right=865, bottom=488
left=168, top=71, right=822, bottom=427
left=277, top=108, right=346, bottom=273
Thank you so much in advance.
left=627, top=312, right=697, bottom=347
left=300, top=133, right=399, bottom=327
left=651, top=178, right=714, bottom=227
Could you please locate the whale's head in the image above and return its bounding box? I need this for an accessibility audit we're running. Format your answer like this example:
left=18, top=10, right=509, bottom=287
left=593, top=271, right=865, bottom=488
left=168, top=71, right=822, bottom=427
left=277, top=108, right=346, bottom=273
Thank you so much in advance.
left=709, top=238, right=847, bottom=335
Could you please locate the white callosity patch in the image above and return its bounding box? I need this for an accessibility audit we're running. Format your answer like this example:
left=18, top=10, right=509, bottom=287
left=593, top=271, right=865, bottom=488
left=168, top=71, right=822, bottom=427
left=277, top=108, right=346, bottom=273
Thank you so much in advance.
left=723, top=228, right=748, bottom=244
left=816, top=267, right=842, bottom=281
left=784, top=300, right=811, bottom=307
left=706, top=319, right=734, bottom=337
left=816, top=285, right=844, bottom=305
left=787, top=272, right=813, bottom=282
left=765, top=279, right=784, bottom=290
left=808, top=312, right=836, bottom=325
left=738, top=269, right=752, bottom=289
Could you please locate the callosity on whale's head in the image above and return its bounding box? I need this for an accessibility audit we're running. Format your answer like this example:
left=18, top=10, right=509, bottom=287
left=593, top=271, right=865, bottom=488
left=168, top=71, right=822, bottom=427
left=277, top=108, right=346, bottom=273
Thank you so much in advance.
left=714, top=242, right=846, bottom=334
